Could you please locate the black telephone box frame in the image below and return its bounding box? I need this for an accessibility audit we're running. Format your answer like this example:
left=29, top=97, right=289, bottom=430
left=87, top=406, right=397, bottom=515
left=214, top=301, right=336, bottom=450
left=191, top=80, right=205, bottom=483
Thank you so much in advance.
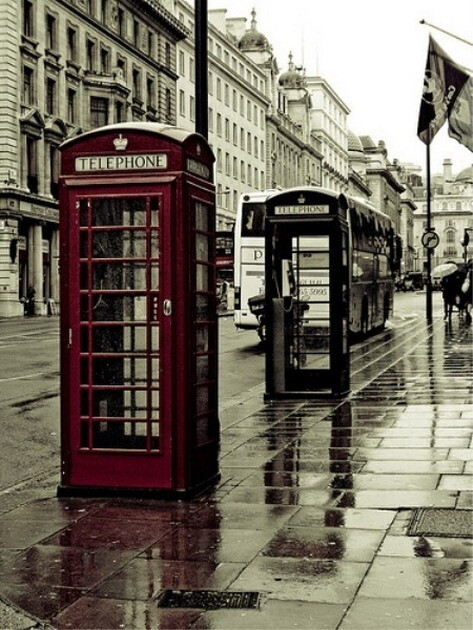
left=264, top=188, right=350, bottom=399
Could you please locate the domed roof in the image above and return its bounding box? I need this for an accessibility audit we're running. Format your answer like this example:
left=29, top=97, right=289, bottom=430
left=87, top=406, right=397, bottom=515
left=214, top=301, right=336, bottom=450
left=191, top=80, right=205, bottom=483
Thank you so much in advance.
left=455, top=165, right=473, bottom=183
left=348, top=130, right=364, bottom=153
left=239, top=8, right=269, bottom=50
left=278, top=53, right=305, bottom=88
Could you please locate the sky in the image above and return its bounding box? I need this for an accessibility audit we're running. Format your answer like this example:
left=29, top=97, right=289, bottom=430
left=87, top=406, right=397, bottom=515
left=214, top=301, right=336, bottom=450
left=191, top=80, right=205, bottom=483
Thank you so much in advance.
left=206, top=0, right=473, bottom=177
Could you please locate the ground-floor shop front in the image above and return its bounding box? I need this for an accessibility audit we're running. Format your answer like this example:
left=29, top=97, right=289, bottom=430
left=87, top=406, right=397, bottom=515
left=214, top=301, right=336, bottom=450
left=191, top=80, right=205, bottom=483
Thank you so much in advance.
left=0, top=189, right=59, bottom=317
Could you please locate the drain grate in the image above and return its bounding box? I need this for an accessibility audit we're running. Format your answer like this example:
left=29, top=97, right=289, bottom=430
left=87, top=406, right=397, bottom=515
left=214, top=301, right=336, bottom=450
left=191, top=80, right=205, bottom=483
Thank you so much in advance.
left=407, top=508, right=473, bottom=538
left=156, top=590, right=261, bottom=610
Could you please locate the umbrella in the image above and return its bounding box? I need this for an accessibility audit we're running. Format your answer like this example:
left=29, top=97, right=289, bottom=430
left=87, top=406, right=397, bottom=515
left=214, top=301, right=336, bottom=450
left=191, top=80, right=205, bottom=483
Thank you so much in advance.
left=432, top=263, right=458, bottom=278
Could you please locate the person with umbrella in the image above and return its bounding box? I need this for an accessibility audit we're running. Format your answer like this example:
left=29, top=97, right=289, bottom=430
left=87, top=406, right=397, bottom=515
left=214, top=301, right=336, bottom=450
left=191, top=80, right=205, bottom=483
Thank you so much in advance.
left=440, top=260, right=472, bottom=324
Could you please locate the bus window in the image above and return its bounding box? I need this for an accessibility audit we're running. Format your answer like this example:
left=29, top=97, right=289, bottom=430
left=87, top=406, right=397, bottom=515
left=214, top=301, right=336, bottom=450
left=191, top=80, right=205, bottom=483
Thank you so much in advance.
left=242, top=203, right=266, bottom=236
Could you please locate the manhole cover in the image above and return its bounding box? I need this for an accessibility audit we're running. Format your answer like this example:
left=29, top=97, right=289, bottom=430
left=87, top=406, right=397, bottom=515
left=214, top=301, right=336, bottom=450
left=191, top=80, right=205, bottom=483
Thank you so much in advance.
left=407, top=508, right=473, bottom=538
left=156, top=590, right=261, bottom=610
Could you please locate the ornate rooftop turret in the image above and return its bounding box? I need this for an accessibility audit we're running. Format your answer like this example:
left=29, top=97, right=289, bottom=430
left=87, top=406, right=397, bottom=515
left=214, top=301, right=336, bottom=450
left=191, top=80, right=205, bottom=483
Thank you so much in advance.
left=347, top=129, right=364, bottom=154
left=278, top=52, right=305, bottom=88
left=239, top=8, right=270, bottom=50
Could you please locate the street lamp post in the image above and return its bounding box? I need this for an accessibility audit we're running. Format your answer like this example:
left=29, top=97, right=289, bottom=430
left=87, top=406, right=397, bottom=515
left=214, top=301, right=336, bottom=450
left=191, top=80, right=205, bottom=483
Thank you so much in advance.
left=195, top=0, right=208, bottom=139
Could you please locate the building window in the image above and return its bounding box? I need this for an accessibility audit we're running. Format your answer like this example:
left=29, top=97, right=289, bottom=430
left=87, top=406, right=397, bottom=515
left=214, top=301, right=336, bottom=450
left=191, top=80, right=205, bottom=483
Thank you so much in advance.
left=23, top=66, right=34, bottom=105
left=225, top=152, right=230, bottom=176
left=115, top=101, right=125, bottom=122
left=216, top=148, right=222, bottom=172
left=86, top=39, right=96, bottom=71
left=216, top=78, right=221, bottom=101
left=224, top=83, right=229, bottom=106
left=225, top=118, right=230, bottom=141
left=45, top=77, right=56, bottom=115
left=208, top=107, right=213, bottom=131
left=216, top=113, right=222, bottom=136
left=90, top=96, right=108, bottom=128
left=117, top=8, right=125, bottom=37
left=165, top=42, right=171, bottom=67
left=49, top=144, right=59, bottom=198
left=67, top=88, right=76, bottom=122
left=46, top=14, right=57, bottom=50
left=67, top=27, right=77, bottom=61
left=86, top=0, right=95, bottom=16
left=146, top=77, right=155, bottom=108
left=446, top=230, right=456, bottom=243
left=165, top=88, right=172, bottom=121
left=23, top=0, right=34, bottom=37
left=132, top=69, right=141, bottom=99
left=101, top=0, right=108, bottom=24
left=179, top=51, right=185, bottom=76
left=100, top=47, right=110, bottom=73
left=26, top=136, right=38, bottom=193
left=133, top=20, right=140, bottom=47
left=179, top=89, right=185, bottom=116
left=233, top=157, right=237, bottom=178
left=233, top=123, right=237, bottom=145
left=208, top=71, right=213, bottom=95
left=148, top=30, right=154, bottom=56
left=189, top=57, right=194, bottom=83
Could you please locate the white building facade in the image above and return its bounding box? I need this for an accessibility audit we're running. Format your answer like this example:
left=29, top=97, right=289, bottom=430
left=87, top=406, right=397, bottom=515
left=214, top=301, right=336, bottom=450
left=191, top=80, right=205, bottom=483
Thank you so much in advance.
left=413, top=162, right=473, bottom=270
left=0, top=0, right=186, bottom=317
left=306, top=76, right=350, bottom=193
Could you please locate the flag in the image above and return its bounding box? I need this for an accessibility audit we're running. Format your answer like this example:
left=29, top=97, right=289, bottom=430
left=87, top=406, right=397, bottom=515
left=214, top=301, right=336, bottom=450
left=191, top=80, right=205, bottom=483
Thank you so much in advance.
left=417, top=35, right=470, bottom=145
left=448, top=75, right=473, bottom=152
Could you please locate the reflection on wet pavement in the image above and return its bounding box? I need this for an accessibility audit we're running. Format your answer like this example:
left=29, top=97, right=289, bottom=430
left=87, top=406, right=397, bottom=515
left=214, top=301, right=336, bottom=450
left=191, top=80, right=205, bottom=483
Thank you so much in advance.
left=0, top=318, right=471, bottom=629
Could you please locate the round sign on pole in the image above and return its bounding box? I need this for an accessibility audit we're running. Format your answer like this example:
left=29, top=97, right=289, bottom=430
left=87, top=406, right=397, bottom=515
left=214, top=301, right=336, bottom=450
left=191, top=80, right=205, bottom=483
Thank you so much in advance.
left=422, top=230, right=439, bottom=249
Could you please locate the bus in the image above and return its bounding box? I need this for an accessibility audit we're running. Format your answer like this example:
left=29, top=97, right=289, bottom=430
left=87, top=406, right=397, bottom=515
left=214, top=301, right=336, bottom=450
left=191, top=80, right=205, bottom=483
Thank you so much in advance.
left=215, top=231, right=234, bottom=277
left=234, top=187, right=399, bottom=340
left=233, top=190, right=276, bottom=333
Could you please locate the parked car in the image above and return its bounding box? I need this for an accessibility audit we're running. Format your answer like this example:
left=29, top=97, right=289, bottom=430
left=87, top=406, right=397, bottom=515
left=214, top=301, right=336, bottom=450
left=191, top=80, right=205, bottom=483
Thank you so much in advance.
left=395, top=272, right=424, bottom=292
left=408, top=272, right=425, bottom=290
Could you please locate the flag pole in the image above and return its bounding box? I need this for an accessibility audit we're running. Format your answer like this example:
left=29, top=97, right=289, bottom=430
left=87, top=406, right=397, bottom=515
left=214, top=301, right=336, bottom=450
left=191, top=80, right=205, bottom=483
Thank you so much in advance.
left=419, top=20, right=473, bottom=47
left=425, top=142, right=433, bottom=324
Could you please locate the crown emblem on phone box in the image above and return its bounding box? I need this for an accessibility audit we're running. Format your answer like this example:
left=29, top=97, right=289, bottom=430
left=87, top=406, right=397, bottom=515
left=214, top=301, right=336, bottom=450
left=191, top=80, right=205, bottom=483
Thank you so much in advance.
left=113, top=134, right=128, bottom=151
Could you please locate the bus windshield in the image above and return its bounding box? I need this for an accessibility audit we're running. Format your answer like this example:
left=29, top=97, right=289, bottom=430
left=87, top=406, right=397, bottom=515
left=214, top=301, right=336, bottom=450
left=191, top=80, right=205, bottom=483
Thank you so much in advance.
left=241, top=202, right=266, bottom=237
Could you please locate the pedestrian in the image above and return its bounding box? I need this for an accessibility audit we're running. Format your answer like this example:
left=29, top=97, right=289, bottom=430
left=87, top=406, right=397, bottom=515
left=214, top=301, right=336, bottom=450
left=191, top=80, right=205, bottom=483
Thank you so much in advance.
left=219, top=279, right=229, bottom=310
left=26, top=285, right=35, bottom=316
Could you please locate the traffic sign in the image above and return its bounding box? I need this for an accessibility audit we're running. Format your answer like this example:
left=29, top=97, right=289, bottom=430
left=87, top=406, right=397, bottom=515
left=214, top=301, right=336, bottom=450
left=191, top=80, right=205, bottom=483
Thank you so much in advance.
left=422, top=230, right=439, bottom=249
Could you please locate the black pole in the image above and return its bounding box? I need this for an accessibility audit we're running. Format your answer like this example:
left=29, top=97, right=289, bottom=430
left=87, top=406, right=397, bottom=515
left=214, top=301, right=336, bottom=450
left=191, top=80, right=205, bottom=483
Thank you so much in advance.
left=426, top=143, right=433, bottom=323
left=195, top=0, right=208, bottom=139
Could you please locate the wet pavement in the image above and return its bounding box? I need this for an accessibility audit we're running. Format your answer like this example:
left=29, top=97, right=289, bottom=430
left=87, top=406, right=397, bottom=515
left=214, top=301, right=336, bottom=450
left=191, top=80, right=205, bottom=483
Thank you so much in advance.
left=0, top=312, right=472, bottom=629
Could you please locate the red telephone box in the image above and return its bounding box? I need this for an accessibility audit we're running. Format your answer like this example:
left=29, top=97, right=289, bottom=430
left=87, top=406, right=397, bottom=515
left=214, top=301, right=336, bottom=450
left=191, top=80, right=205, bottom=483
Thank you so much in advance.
left=58, top=123, right=218, bottom=496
